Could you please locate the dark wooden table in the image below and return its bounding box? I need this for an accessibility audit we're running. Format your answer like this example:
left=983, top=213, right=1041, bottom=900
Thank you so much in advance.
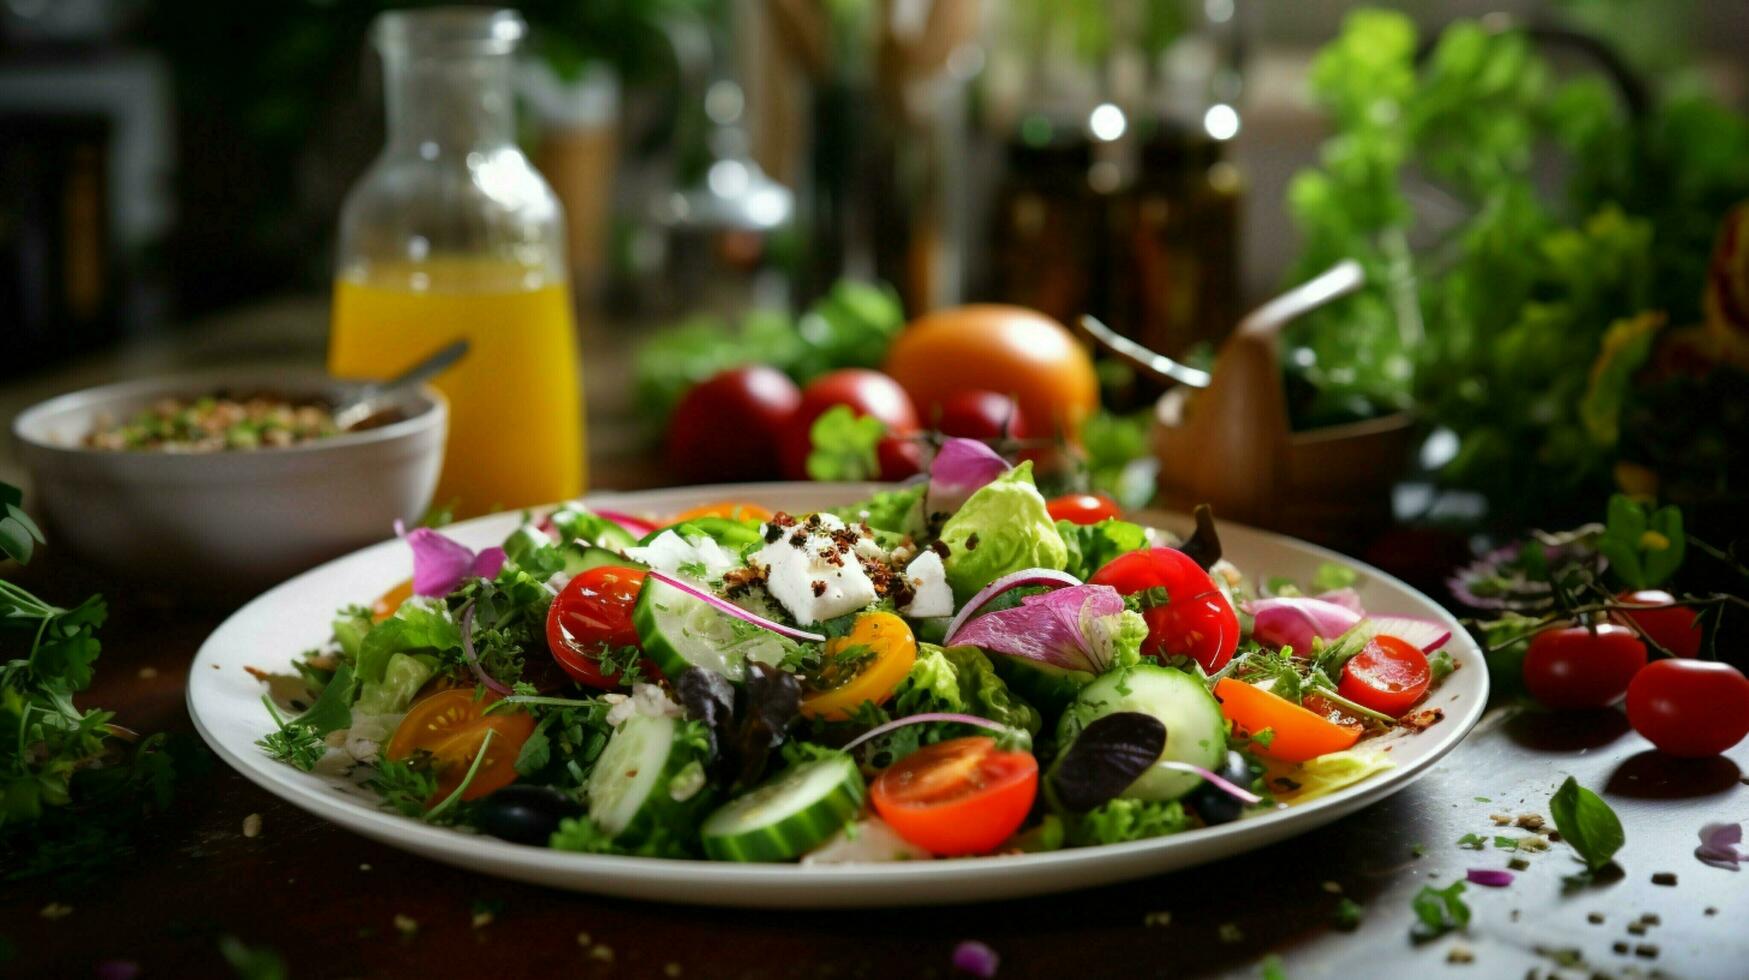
left=3, top=542, right=1745, bottom=980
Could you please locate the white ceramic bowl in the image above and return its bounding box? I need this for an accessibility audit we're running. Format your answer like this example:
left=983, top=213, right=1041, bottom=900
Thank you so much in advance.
left=13, top=368, right=446, bottom=592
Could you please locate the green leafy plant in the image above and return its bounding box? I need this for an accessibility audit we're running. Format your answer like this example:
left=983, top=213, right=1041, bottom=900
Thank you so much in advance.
left=1288, top=10, right=1749, bottom=525
left=1409, top=881, right=1470, bottom=942
left=806, top=405, right=886, bottom=481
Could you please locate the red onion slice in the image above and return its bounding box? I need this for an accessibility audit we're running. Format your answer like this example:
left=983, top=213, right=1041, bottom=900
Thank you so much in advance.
left=841, top=712, right=1016, bottom=754
left=1153, top=760, right=1264, bottom=805
left=594, top=508, right=658, bottom=537
left=942, top=568, right=1084, bottom=646
left=1362, top=615, right=1452, bottom=653
left=459, top=602, right=512, bottom=696
left=1466, top=868, right=1514, bottom=887
left=951, top=940, right=1000, bottom=979
left=646, top=570, right=826, bottom=643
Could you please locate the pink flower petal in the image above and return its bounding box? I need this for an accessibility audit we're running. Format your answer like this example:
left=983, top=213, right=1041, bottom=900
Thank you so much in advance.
left=952, top=940, right=999, bottom=978
left=396, top=520, right=487, bottom=597
left=1696, top=822, right=1746, bottom=871
left=472, top=546, right=507, bottom=580
left=1242, top=596, right=1362, bottom=653
left=1466, top=868, right=1514, bottom=887
left=927, top=438, right=1009, bottom=516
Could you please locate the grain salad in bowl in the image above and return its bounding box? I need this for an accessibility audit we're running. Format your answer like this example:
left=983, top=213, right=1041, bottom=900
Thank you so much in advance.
left=85, top=394, right=343, bottom=452
left=13, top=368, right=445, bottom=591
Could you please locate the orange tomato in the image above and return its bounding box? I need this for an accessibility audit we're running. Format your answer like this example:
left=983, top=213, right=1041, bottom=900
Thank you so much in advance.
left=800, top=612, right=917, bottom=721
left=370, top=578, right=415, bottom=622
left=668, top=500, right=775, bottom=524
left=385, top=689, right=535, bottom=803
left=870, top=737, right=1038, bottom=856
left=885, top=305, right=1099, bottom=438
left=1213, top=677, right=1360, bottom=763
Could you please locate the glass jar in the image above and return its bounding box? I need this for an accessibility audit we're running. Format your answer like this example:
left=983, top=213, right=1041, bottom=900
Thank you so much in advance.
left=330, top=8, right=584, bottom=517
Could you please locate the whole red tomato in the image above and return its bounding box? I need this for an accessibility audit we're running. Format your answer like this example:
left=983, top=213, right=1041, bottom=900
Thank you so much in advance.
left=546, top=566, right=649, bottom=689
left=930, top=390, right=1032, bottom=440
left=666, top=366, right=800, bottom=483
left=1046, top=493, right=1121, bottom=525
left=1613, top=590, right=1703, bottom=658
left=1626, top=658, right=1749, bottom=757
left=1088, top=548, right=1238, bottom=671
left=1521, top=623, right=1647, bottom=709
left=778, top=368, right=920, bottom=480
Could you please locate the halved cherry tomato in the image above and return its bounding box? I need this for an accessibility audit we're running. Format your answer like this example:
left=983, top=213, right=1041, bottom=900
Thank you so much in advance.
left=870, top=736, right=1038, bottom=856
left=546, top=566, right=648, bottom=688
left=668, top=501, right=776, bottom=524
left=1089, top=548, right=1239, bottom=671
left=1214, top=677, right=1361, bottom=762
left=385, top=689, right=535, bottom=803
left=1338, top=634, right=1432, bottom=717
left=1625, top=658, right=1749, bottom=757
left=1521, top=623, right=1647, bottom=709
left=1613, top=590, right=1703, bottom=658
left=1046, top=493, right=1122, bottom=526
left=370, top=578, right=415, bottom=622
left=799, top=612, right=917, bottom=721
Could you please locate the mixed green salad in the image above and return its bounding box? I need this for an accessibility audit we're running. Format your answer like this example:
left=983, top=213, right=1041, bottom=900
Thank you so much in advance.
left=255, top=439, right=1455, bottom=861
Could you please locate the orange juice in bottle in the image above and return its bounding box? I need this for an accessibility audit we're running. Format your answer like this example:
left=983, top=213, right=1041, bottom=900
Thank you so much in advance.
left=331, top=9, right=584, bottom=517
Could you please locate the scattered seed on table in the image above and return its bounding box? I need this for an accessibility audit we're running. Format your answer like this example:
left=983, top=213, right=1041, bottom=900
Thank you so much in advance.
left=576, top=932, right=592, bottom=947
left=1447, top=946, right=1474, bottom=964
left=242, top=813, right=262, bottom=838
left=1612, top=942, right=1629, bottom=955
left=471, top=910, right=493, bottom=929
left=1491, top=813, right=1513, bottom=825
left=1218, top=923, right=1243, bottom=943
left=1639, top=913, right=1660, bottom=926
left=1508, top=857, right=1530, bottom=871
left=1143, top=911, right=1172, bottom=927
left=1514, top=814, right=1545, bottom=831
left=1635, top=944, right=1659, bottom=959
left=360, top=864, right=371, bottom=872
left=1627, top=922, right=1647, bottom=936
left=1587, top=913, right=1604, bottom=925
left=1321, top=881, right=1343, bottom=894
left=589, top=944, right=615, bottom=962
left=1705, top=907, right=1718, bottom=916
left=1651, top=872, right=1678, bottom=886
left=394, top=914, right=418, bottom=938
left=139, top=667, right=158, bottom=679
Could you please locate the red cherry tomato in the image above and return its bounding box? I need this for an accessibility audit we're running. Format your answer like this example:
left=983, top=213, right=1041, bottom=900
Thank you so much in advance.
left=1088, top=548, right=1238, bottom=671
left=777, top=368, right=920, bottom=480
left=869, top=737, right=1038, bottom=856
left=1613, top=590, right=1703, bottom=658
left=930, top=390, right=1032, bottom=440
left=666, top=366, right=801, bottom=483
left=1626, top=658, right=1749, bottom=757
left=1521, top=623, right=1647, bottom=709
left=546, top=566, right=648, bottom=688
left=1338, top=634, right=1432, bottom=717
left=1045, top=493, right=1122, bottom=526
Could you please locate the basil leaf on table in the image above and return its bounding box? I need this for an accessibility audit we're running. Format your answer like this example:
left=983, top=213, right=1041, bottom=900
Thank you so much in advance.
left=1550, top=775, right=1625, bottom=871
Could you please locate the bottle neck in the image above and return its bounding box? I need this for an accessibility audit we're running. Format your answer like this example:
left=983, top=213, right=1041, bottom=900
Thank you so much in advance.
left=382, top=50, right=517, bottom=153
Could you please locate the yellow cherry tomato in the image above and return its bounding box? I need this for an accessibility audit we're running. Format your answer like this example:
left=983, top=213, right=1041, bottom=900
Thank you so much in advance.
left=800, top=611, right=918, bottom=721
left=669, top=500, right=775, bottom=524
left=370, top=578, right=415, bottom=622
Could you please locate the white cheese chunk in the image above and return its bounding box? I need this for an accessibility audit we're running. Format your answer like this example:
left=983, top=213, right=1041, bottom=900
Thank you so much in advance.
left=622, top=530, right=737, bottom=583
left=898, top=549, right=954, bottom=618
left=754, top=515, right=878, bottom=625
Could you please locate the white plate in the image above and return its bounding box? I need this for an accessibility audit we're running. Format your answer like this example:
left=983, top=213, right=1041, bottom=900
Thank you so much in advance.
left=188, top=482, right=1487, bottom=908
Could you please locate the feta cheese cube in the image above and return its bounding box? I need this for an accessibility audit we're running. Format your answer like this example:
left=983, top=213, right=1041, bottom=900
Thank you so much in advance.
left=623, top=530, right=738, bottom=582
left=754, top=515, right=878, bottom=625
left=899, top=550, right=954, bottom=618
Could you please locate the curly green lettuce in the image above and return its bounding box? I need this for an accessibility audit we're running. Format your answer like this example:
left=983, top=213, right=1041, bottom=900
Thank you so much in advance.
left=893, top=644, right=1043, bottom=735
left=938, top=462, right=1067, bottom=601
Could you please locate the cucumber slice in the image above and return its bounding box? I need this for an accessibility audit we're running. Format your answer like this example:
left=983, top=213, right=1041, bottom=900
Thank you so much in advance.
left=632, top=576, right=795, bottom=681
left=563, top=543, right=639, bottom=575
left=991, top=655, right=1094, bottom=719
left=637, top=516, right=762, bottom=551
left=1058, top=664, right=1226, bottom=801
left=700, top=755, right=866, bottom=862
left=586, top=714, right=714, bottom=848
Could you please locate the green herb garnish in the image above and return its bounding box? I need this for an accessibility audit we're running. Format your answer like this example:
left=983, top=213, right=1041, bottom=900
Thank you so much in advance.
left=1549, top=776, right=1624, bottom=872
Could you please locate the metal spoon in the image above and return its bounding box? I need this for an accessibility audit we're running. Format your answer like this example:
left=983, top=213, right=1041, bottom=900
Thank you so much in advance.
left=1079, top=260, right=1367, bottom=389
left=332, top=338, right=469, bottom=430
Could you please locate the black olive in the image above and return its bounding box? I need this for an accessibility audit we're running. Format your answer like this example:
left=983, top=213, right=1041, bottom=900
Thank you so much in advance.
left=1186, top=750, right=1253, bottom=826
left=474, top=785, right=584, bottom=846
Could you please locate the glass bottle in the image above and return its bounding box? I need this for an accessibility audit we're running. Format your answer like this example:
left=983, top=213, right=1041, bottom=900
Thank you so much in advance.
left=330, top=8, right=584, bottom=517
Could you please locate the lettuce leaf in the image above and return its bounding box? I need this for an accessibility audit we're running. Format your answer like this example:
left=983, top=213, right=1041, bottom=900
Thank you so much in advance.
left=938, top=461, right=1066, bottom=600
left=892, top=644, right=1042, bottom=735
left=1057, top=518, right=1149, bottom=581
left=355, top=597, right=459, bottom=685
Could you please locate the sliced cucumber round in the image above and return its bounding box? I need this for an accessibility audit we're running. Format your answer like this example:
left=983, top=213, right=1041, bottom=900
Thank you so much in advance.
left=586, top=713, right=714, bottom=849
left=633, top=575, right=795, bottom=681
left=563, top=543, right=638, bottom=575
left=700, top=754, right=866, bottom=862
left=1058, top=664, right=1226, bottom=801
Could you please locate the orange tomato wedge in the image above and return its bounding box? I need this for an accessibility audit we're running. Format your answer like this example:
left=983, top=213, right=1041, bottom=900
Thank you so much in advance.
left=1213, top=677, right=1360, bottom=763
left=370, top=577, right=415, bottom=622
left=800, top=612, right=917, bottom=721
left=668, top=501, right=775, bottom=524
left=385, top=689, right=535, bottom=803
